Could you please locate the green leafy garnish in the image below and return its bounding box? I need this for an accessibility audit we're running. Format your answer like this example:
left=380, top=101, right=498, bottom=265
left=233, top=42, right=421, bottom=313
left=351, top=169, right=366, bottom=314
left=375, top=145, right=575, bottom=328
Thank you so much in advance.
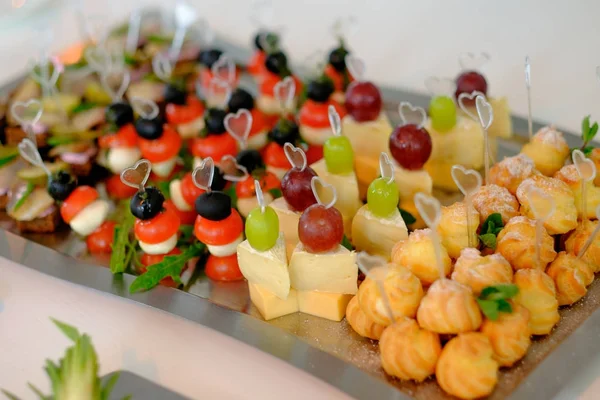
left=478, top=213, right=504, bottom=250
left=130, top=242, right=206, bottom=293
left=109, top=207, right=136, bottom=274
left=2, top=319, right=125, bottom=400
left=124, top=54, right=137, bottom=66
left=0, top=146, right=19, bottom=168
left=398, top=207, right=416, bottom=226
left=476, top=284, right=519, bottom=320
left=13, top=182, right=35, bottom=211
left=71, top=102, right=98, bottom=114
left=268, top=188, right=282, bottom=199
left=178, top=146, right=195, bottom=171
left=225, top=185, right=238, bottom=210
left=146, top=34, right=172, bottom=44
left=156, top=181, right=171, bottom=199
left=581, top=115, right=599, bottom=150
left=177, top=225, right=194, bottom=247
left=341, top=234, right=353, bottom=251
left=47, top=136, right=78, bottom=146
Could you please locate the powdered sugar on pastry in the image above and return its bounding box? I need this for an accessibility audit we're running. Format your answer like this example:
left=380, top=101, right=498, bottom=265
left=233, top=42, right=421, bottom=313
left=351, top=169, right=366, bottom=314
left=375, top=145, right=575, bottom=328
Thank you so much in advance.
left=533, top=126, right=568, bottom=151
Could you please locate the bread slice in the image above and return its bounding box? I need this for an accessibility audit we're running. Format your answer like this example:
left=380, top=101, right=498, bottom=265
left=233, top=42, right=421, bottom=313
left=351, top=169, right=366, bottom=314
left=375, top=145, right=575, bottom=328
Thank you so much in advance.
left=5, top=126, right=48, bottom=148
left=15, top=206, right=60, bottom=233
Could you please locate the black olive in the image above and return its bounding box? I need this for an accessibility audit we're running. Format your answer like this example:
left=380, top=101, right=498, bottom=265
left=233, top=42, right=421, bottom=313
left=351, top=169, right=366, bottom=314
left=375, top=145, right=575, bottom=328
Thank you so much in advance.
left=198, top=49, right=223, bottom=69
left=265, top=51, right=288, bottom=75
left=195, top=191, right=231, bottom=221
left=268, top=118, right=300, bottom=146
left=129, top=186, right=165, bottom=220
left=212, top=167, right=227, bottom=191
left=307, top=78, right=335, bottom=103
left=228, top=88, right=255, bottom=113
left=236, top=149, right=264, bottom=173
left=47, top=171, right=77, bottom=201
left=135, top=117, right=164, bottom=140
left=204, top=108, right=227, bottom=134
left=254, top=33, right=264, bottom=51
left=164, top=84, right=187, bottom=105
left=254, top=31, right=279, bottom=52
left=328, top=47, right=349, bottom=72
left=106, top=102, right=134, bottom=127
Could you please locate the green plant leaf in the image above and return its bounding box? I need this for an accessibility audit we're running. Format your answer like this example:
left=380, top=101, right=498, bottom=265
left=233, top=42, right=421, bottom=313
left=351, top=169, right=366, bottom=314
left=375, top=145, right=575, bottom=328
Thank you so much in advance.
left=0, top=153, right=18, bottom=168
left=268, top=188, right=283, bottom=199
left=224, top=186, right=238, bottom=210
left=399, top=208, right=417, bottom=225
left=341, top=234, right=353, bottom=251
left=481, top=213, right=503, bottom=234
left=129, top=242, right=206, bottom=293
left=582, top=115, right=591, bottom=139
left=101, top=372, right=120, bottom=400
left=583, top=146, right=595, bottom=156
left=497, top=299, right=513, bottom=313
left=476, top=298, right=499, bottom=320
left=480, top=285, right=499, bottom=299
left=156, top=180, right=171, bottom=199
left=13, top=182, right=35, bottom=211
left=146, top=34, right=172, bottom=44
left=177, top=225, right=194, bottom=247
left=1, top=389, right=23, bottom=400
left=71, top=102, right=98, bottom=114
left=51, top=319, right=80, bottom=342
left=490, top=283, right=519, bottom=299
left=479, top=233, right=497, bottom=250
left=109, top=207, right=136, bottom=274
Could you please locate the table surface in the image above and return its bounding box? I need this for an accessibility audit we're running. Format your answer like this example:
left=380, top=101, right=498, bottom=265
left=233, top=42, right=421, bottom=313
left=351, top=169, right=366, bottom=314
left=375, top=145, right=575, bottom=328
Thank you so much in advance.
left=1, top=1, right=600, bottom=399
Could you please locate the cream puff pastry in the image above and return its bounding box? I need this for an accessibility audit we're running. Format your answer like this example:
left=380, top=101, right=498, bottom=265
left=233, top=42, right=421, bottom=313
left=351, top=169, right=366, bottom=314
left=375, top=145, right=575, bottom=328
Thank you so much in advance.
left=471, top=184, right=520, bottom=225
left=520, top=126, right=570, bottom=176
left=489, top=153, right=538, bottom=196
left=416, top=279, right=482, bottom=334
left=513, top=269, right=560, bottom=335
left=391, top=229, right=452, bottom=286
left=437, top=202, right=480, bottom=259
left=546, top=251, right=594, bottom=306
left=452, top=248, right=513, bottom=295
left=379, top=318, right=441, bottom=382
left=480, top=303, right=531, bottom=367
left=554, top=164, right=600, bottom=220
left=345, top=296, right=386, bottom=340
left=436, top=333, right=498, bottom=400
left=496, top=216, right=557, bottom=271
left=565, top=220, right=600, bottom=272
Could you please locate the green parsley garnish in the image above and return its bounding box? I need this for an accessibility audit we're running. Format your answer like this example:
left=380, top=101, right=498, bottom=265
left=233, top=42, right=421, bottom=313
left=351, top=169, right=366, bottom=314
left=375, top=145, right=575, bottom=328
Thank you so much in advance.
left=479, top=213, right=504, bottom=250
left=71, top=102, right=98, bottom=114
left=476, top=284, right=519, bottom=320
left=581, top=115, right=599, bottom=151
left=341, top=234, right=353, bottom=251
left=109, top=206, right=137, bottom=274
left=399, top=207, right=417, bottom=226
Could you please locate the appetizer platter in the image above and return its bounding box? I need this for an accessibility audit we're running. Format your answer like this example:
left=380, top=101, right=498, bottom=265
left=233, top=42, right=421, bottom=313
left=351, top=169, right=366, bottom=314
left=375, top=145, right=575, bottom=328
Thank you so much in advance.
left=2, top=4, right=600, bottom=400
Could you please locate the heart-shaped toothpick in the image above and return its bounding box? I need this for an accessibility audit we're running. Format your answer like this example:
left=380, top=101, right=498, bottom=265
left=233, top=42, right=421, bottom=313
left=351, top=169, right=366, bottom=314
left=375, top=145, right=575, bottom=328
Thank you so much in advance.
left=192, top=157, right=215, bottom=192
left=120, top=159, right=151, bottom=191
left=458, top=52, right=490, bottom=71
left=345, top=55, right=365, bottom=81
left=152, top=52, right=172, bottom=82
left=224, top=109, right=252, bottom=149
left=255, top=179, right=267, bottom=213
left=283, top=143, right=306, bottom=171
left=457, top=91, right=485, bottom=121
left=130, top=97, right=159, bottom=120
left=206, top=78, right=232, bottom=108
left=125, top=8, right=142, bottom=54
left=18, top=139, right=50, bottom=178
left=451, top=165, right=482, bottom=196
left=101, top=69, right=130, bottom=102
left=398, top=102, right=426, bottom=128
left=328, top=105, right=342, bottom=137
left=274, top=76, right=295, bottom=114
left=578, top=205, right=600, bottom=258
left=211, top=54, right=235, bottom=85
left=476, top=95, right=493, bottom=131
left=169, top=1, right=198, bottom=61
left=84, top=46, right=111, bottom=73
left=220, top=155, right=249, bottom=182
left=356, top=251, right=394, bottom=322
left=524, top=185, right=556, bottom=223
left=379, top=152, right=394, bottom=184
left=451, top=165, right=482, bottom=247
left=311, top=176, right=337, bottom=209
left=573, top=149, right=597, bottom=222
left=424, top=77, right=456, bottom=98
left=525, top=56, right=533, bottom=139
left=30, top=58, right=61, bottom=93
left=414, top=192, right=445, bottom=280
left=11, top=99, right=43, bottom=129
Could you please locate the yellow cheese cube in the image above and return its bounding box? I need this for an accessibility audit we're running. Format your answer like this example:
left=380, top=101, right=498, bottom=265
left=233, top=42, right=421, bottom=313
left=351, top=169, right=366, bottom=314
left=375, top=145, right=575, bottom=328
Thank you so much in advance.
left=342, top=112, right=393, bottom=161
left=289, top=244, right=358, bottom=294
left=310, top=159, right=362, bottom=219
left=237, top=234, right=290, bottom=299
left=297, top=291, right=353, bottom=321
left=249, top=282, right=299, bottom=321
left=270, top=196, right=300, bottom=253
left=351, top=204, right=408, bottom=259
left=459, top=96, right=513, bottom=139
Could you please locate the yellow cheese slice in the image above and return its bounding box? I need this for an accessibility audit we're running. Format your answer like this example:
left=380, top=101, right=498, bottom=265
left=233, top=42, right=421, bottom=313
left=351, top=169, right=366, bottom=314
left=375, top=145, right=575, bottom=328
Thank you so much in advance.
left=249, top=282, right=298, bottom=321
left=310, top=159, right=362, bottom=219
left=342, top=112, right=393, bottom=161
left=270, top=197, right=300, bottom=256
left=351, top=204, right=408, bottom=260
left=458, top=96, right=513, bottom=139
left=297, top=291, right=353, bottom=322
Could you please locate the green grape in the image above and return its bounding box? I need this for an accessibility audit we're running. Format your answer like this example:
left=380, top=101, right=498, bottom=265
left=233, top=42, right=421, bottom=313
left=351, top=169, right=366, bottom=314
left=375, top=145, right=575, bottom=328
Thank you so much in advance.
left=324, top=135, right=355, bottom=174
left=367, top=177, right=399, bottom=218
left=245, top=205, right=280, bottom=251
left=429, top=95, right=456, bottom=132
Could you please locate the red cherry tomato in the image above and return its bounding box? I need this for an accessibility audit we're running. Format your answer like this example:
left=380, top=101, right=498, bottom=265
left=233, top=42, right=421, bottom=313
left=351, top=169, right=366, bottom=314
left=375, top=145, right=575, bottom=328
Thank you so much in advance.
left=324, top=64, right=345, bottom=92
left=247, top=50, right=267, bottom=77
left=61, top=186, right=98, bottom=223
left=194, top=209, right=243, bottom=245
left=249, top=107, right=269, bottom=136
left=164, top=199, right=197, bottom=225
left=86, top=221, right=116, bottom=254
left=105, top=174, right=138, bottom=199
left=299, top=99, right=346, bottom=129
left=140, top=248, right=184, bottom=288
left=134, top=208, right=181, bottom=244
left=190, top=133, right=238, bottom=160
left=305, top=144, right=324, bottom=165
left=235, top=172, right=281, bottom=199
left=263, top=142, right=289, bottom=169
left=98, top=124, right=138, bottom=148
left=166, top=95, right=205, bottom=125
left=259, top=72, right=303, bottom=97
left=138, top=125, right=182, bottom=163
left=205, top=253, right=244, bottom=281
left=199, top=67, right=241, bottom=90
left=180, top=173, right=205, bottom=207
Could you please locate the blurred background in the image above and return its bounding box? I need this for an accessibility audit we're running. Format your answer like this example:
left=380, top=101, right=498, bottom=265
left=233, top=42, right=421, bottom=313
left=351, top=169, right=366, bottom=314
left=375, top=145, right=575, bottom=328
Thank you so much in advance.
left=2, top=0, right=599, bottom=134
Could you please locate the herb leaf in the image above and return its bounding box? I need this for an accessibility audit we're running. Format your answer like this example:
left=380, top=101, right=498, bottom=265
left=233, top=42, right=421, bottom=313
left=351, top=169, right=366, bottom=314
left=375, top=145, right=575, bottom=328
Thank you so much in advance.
left=268, top=188, right=283, bottom=199
left=479, top=233, right=497, bottom=250
left=13, top=182, right=35, bottom=211
left=109, top=207, right=136, bottom=274
left=71, top=102, right=98, bottom=114
left=479, top=213, right=504, bottom=250
left=129, top=242, right=206, bottom=293
left=225, top=185, right=238, bottom=210
left=476, top=298, right=499, bottom=320
left=581, top=115, right=599, bottom=148
left=477, top=284, right=519, bottom=320
left=341, top=234, right=353, bottom=251
left=51, top=319, right=80, bottom=342
left=399, top=207, right=417, bottom=225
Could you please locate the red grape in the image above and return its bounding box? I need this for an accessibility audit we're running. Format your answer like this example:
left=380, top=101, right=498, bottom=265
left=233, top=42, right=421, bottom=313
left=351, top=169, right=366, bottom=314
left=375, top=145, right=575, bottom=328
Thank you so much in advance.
left=389, top=124, right=432, bottom=170
left=345, top=81, right=382, bottom=122
left=281, top=167, right=318, bottom=212
left=298, top=204, right=344, bottom=253
left=455, top=71, right=488, bottom=105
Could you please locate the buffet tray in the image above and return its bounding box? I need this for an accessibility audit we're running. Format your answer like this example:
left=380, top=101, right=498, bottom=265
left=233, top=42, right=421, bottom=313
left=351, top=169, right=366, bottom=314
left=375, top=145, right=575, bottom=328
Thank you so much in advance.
left=0, top=17, right=596, bottom=400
